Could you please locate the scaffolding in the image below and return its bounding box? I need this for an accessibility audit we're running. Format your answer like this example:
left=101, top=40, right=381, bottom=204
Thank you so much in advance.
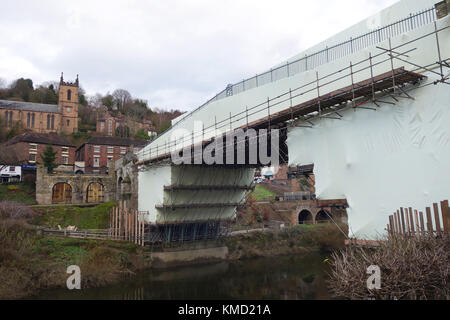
left=137, top=21, right=449, bottom=165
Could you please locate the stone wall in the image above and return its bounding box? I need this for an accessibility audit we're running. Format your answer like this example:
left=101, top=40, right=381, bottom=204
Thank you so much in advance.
left=114, top=153, right=139, bottom=211
left=36, top=165, right=115, bottom=205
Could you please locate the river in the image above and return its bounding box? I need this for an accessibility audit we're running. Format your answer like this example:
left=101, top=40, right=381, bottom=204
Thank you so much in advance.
left=32, top=252, right=333, bottom=300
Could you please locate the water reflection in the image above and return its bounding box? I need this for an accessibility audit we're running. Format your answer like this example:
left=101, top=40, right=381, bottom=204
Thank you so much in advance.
left=33, top=252, right=332, bottom=300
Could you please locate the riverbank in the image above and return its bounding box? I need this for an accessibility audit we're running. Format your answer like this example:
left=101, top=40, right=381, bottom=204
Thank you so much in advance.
left=0, top=217, right=345, bottom=299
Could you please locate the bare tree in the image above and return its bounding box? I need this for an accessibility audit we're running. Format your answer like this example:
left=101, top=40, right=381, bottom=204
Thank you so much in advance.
left=112, top=89, right=132, bottom=111
left=88, top=93, right=104, bottom=108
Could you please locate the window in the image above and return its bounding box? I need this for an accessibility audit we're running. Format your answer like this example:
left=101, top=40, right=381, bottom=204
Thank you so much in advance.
left=29, top=143, right=37, bottom=151
left=62, top=147, right=69, bottom=153
left=107, top=156, right=113, bottom=166
left=100, top=121, right=105, bottom=132
left=27, top=113, right=30, bottom=127
left=120, top=147, right=126, bottom=154
left=108, top=119, right=113, bottom=136
left=62, top=156, right=68, bottom=164
left=66, top=119, right=70, bottom=126
left=67, top=89, right=71, bottom=101
left=93, top=156, right=100, bottom=167
left=4, top=111, right=8, bottom=126
left=29, top=153, right=36, bottom=162
left=31, top=113, right=35, bottom=128
left=9, top=111, right=12, bottom=127
left=51, top=115, right=55, bottom=129
left=47, top=115, right=50, bottom=129
left=93, top=145, right=100, bottom=153
left=9, top=166, right=15, bottom=172
left=107, top=146, right=114, bottom=154
left=66, top=107, right=71, bottom=113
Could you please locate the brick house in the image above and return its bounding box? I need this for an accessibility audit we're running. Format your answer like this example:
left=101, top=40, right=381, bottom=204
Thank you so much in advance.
left=76, top=136, right=147, bottom=174
left=3, top=131, right=76, bottom=165
left=96, top=107, right=156, bottom=137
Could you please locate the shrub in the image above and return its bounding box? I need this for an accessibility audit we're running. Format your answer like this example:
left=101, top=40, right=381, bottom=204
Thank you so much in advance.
left=328, top=233, right=449, bottom=300
left=0, top=201, right=35, bottom=220
left=7, top=185, right=19, bottom=192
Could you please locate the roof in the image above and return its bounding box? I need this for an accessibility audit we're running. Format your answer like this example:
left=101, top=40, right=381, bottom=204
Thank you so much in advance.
left=0, top=99, right=60, bottom=113
left=82, top=136, right=148, bottom=148
left=5, top=132, right=75, bottom=147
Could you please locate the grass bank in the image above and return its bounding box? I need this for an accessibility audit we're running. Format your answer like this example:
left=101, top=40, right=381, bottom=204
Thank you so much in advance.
left=224, top=223, right=346, bottom=260
left=0, top=218, right=150, bottom=299
left=32, top=202, right=115, bottom=229
left=251, top=184, right=277, bottom=201
left=0, top=183, right=36, bottom=205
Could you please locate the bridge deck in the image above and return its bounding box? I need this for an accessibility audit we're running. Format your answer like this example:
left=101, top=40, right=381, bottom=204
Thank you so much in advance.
left=248, top=67, right=425, bottom=129
left=139, top=67, right=425, bottom=165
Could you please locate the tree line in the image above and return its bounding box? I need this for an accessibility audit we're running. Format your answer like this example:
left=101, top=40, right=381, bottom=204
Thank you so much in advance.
left=0, top=77, right=183, bottom=138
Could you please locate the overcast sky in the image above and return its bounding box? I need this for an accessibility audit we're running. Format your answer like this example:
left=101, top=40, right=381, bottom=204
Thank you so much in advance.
left=0, top=0, right=397, bottom=111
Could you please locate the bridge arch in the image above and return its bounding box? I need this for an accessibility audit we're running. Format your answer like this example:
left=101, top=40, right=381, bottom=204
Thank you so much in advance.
left=298, top=209, right=313, bottom=224
left=315, top=209, right=332, bottom=223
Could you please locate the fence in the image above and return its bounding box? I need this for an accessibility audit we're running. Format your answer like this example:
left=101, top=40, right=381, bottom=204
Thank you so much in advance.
left=387, top=200, right=449, bottom=236
left=41, top=228, right=110, bottom=240
left=109, top=201, right=146, bottom=246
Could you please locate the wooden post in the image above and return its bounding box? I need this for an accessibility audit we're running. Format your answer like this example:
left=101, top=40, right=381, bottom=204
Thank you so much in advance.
left=433, top=203, right=441, bottom=235
left=396, top=210, right=402, bottom=234
left=425, top=207, right=433, bottom=235
left=389, top=215, right=394, bottom=235
left=393, top=211, right=398, bottom=234
left=440, top=200, right=449, bottom=234
left=400, top=208, right=406, bottom=234
left=405, top=208, right=410, bottom=235
left=419, top=211, right=425, bottom=236
left=408, top=207, right=415, bottom=235
left=118, top=207, right=121, bottom=240
left=414, top=210, right=420, bottom=237
left=137, top=214, right=140, bottom=245
left=115, top=207, right=120, bottom=239
left=135, top=211, right=138, bottom=244
left=142, top=218, right=145, bottom=246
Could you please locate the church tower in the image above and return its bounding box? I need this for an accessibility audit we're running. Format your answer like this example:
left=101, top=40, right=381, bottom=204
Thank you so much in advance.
left=58, top=72, right=79, bottom=134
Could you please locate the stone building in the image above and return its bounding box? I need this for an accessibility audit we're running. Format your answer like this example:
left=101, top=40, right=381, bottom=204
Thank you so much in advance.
left=0, top=73, right=79, bottom=134
left=95, top=106, right=156, bottom=137
left=3, top=131, right=76, bottom=165
left=35, top=165, right=115, bottom=205
left=75, top=136, right=147, bottom=174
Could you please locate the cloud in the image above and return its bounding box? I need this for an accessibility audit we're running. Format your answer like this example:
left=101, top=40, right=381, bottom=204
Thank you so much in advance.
left=0, top=0, right=397, bottom=111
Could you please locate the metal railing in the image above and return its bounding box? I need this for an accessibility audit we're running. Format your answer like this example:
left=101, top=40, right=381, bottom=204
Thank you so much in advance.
left=212, top=7, right=436, bottom=101
left=156, top=7, right=436, bottom=135
left=140, top=6, right=444, bottom=162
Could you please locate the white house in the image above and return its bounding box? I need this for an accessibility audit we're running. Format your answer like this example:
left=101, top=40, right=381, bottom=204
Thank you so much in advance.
left=0, top=166, right=22, bottom=183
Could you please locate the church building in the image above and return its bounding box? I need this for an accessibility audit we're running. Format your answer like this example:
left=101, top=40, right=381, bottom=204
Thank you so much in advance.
left=0, top=73, right=79, bottom=134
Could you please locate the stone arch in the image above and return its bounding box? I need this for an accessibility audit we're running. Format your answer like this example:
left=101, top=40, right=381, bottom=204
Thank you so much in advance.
left=86, top=182, right=105, bottom=203
left=298, top=209, right=313, bottom=224
left=315, top=209, right=332, bottom=223
left=52, top=182, right=72, bottom=204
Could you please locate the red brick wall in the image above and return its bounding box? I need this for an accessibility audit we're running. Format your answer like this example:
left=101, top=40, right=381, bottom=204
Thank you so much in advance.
left=11, top=141, right=75, bottom=165
left=79, top=143, right=132, bottom=173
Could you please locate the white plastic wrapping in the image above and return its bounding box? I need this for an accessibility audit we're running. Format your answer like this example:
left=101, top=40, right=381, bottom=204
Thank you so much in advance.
left=287, top=78, right=450, bottom=239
